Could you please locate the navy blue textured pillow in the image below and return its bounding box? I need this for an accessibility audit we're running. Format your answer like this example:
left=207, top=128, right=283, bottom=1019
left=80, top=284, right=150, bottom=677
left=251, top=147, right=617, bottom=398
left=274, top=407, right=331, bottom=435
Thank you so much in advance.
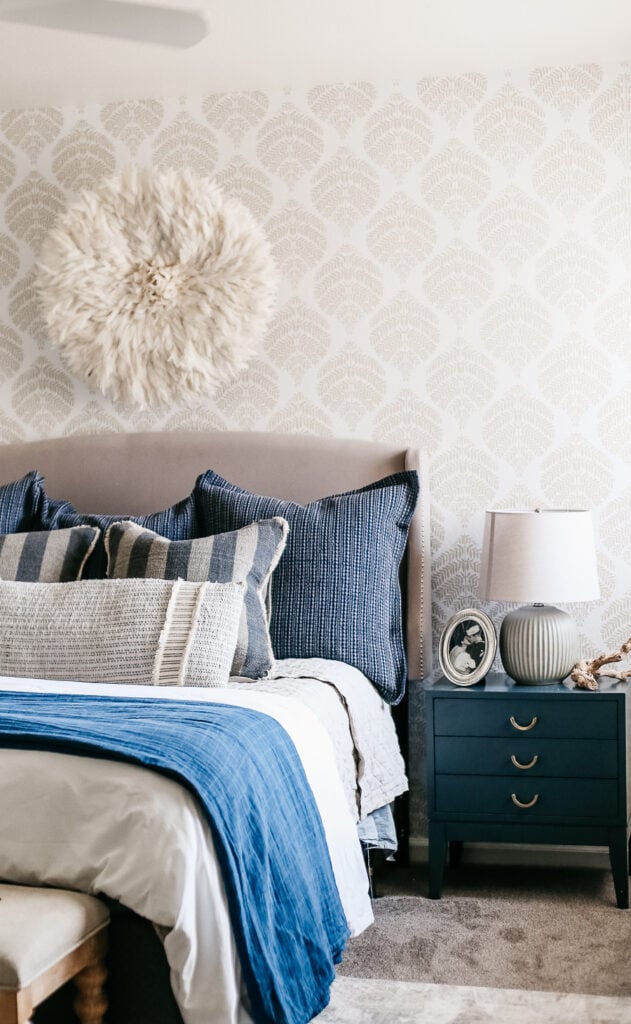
left=39, top=488, right=199, bottom=578
left=0, top=471, right=45, bottom=533
left=194, top=470, right=419, bottom=703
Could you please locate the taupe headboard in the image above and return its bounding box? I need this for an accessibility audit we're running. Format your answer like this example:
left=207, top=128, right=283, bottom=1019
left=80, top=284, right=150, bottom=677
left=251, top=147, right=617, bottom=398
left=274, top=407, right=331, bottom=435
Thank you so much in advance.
left=0, top=431, right=432, bottom=680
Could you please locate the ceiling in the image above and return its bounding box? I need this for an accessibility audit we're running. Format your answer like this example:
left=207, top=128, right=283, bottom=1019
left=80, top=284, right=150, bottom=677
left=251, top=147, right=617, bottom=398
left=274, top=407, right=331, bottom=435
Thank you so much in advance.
left=0, top=0, right=630, bottom=110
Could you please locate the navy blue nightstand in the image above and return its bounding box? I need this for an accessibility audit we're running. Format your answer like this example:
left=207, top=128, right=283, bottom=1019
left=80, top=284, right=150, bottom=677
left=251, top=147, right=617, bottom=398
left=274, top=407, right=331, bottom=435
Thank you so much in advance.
left=423, top=674, right=631, bottom=908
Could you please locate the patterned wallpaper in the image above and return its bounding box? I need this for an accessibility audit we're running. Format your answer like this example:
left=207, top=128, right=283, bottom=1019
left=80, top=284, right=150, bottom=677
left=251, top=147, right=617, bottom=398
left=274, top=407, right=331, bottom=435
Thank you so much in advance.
left=0, top=62, right=630, bottom=673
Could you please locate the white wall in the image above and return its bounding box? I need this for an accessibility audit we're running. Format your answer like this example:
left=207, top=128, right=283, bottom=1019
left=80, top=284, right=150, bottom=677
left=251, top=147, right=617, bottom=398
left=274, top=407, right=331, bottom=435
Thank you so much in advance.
left=1, top=61, right=629, bottom=669
left=0, top=0, right=631, bottom=108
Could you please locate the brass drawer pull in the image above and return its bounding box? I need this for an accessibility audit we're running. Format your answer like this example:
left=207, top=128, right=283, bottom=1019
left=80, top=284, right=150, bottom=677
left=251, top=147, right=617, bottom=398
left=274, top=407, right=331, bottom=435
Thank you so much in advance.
left=511, top=792, right=539, bottom=809
left=511, top=754, right=539, bottom=770
left=509, top=714, right=538, bottom=732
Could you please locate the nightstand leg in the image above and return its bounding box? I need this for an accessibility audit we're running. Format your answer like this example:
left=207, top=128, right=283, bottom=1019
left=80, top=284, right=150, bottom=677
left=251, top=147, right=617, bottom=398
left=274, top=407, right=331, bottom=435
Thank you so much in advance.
left=428, top=822, right=447, bottom=899
left=608, top=827, right=629, bottom=909
left=449, top=840, right=464, bottom=868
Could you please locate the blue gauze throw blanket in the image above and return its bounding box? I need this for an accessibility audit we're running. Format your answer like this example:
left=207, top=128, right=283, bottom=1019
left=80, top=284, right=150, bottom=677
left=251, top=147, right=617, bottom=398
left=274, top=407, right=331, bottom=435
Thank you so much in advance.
left=0, top=691, right=350, bottom=1024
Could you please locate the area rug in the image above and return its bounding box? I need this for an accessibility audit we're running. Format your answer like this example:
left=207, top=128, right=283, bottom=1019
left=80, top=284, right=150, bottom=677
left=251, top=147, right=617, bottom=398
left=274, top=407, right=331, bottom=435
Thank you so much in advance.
left=336, top=865, right=631, bottom=998
left=316, top=977, right=631, bottom=1023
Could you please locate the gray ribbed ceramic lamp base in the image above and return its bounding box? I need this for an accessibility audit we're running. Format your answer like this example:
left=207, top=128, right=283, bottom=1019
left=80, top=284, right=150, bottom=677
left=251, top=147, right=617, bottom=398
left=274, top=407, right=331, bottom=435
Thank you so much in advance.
left=499, top=604, right=579, bottom=685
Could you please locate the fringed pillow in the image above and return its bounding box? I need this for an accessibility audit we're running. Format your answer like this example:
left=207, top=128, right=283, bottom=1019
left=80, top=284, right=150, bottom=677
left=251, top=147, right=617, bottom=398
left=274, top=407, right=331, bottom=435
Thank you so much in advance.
left=0, top=578, right=245, bottom=688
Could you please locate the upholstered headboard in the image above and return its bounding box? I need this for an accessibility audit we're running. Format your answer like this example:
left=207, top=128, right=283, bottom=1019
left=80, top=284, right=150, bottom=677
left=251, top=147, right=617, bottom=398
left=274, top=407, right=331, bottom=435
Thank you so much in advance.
left=0, top=431, right=432, bottom=680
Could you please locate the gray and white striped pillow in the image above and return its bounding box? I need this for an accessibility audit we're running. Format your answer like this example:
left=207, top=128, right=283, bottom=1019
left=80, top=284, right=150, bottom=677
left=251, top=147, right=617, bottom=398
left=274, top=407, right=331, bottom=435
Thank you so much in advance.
left=105, top=517, right=288, bottom=679
left=0, top=526, right=100, bottom=582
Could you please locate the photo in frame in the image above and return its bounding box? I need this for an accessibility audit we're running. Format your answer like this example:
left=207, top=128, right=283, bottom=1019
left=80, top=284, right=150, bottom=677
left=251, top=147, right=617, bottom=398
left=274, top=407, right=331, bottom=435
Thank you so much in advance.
left=438, top=608, right=497, bottom=686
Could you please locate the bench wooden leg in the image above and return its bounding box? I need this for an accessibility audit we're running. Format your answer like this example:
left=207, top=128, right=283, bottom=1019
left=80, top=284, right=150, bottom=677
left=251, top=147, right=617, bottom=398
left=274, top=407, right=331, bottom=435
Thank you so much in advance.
left=74, top=958, right=108, bottom=1024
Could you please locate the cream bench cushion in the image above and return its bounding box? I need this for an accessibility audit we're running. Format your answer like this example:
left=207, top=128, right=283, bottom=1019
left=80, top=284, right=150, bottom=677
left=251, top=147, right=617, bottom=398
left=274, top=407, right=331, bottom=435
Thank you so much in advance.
left=0, top=883, right=109, bottom=1024
left=0, top=884, right=109, bottom=990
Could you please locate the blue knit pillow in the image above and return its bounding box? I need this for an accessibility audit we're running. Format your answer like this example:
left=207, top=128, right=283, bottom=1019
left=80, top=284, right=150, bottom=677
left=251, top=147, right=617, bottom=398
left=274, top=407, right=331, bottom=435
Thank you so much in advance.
left=39, top=488, right=199, bottom=578
left=194, top=470, right=419, bottom=703
left=0, top=471, right=45, bottom=533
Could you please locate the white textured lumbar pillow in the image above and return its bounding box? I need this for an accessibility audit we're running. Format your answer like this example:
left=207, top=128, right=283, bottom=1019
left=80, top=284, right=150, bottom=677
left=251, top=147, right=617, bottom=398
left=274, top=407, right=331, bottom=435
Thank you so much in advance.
left=0, top=578, right=245, bottom=687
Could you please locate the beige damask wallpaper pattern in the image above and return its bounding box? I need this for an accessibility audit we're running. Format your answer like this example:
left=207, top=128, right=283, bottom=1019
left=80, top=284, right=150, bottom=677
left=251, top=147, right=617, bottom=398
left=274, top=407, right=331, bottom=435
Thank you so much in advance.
left=0, top=62, right=630, bottom=673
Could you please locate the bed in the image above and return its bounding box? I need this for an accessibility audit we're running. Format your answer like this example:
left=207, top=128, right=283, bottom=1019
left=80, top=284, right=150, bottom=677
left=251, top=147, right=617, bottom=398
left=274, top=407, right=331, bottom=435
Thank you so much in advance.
left=0, top=430, right=431, bottom=1024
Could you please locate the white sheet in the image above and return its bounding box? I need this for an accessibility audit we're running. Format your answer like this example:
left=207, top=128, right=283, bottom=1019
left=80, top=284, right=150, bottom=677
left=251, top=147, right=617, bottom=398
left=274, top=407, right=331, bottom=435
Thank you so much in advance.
left=0, top=672, right=374, bottom=1024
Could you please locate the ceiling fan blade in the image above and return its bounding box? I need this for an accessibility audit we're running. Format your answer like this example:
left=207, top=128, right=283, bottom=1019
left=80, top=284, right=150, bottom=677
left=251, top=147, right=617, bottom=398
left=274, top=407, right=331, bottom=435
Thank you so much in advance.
left=0, top=0, right=209, bottom=48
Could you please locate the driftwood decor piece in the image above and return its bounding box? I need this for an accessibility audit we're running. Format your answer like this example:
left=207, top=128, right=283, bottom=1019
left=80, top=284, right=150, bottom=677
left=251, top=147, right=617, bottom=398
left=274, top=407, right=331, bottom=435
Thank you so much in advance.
left=571, top=637, right=631, bottom=690
left=37, top=168, right=277, bottom=410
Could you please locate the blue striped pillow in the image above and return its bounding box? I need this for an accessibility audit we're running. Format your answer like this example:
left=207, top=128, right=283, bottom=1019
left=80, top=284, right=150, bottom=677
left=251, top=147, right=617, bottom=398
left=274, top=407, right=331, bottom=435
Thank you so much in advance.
left=0, top=526, right=99, bottom=582
left=105, top=517, right=289, bottom=679
left=194, top=470, right=419, bottom=703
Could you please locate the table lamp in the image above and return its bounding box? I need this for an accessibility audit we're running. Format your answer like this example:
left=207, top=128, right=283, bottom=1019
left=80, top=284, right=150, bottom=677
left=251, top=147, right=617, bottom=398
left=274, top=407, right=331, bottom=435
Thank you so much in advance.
left=478, top=509, right=600, bottom=684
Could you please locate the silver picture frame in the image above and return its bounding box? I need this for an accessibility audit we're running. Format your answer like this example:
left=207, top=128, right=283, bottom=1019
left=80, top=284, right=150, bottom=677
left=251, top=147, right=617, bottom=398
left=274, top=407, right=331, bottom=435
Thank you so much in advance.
left=438, top=608, right=497, bottom=686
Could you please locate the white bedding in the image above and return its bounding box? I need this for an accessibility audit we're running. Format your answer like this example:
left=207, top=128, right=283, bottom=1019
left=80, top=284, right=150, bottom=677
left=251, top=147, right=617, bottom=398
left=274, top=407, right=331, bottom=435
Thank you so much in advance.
left=259, top=658, right=408, bottom=818
left=0, top=659, right=402, bottom=1024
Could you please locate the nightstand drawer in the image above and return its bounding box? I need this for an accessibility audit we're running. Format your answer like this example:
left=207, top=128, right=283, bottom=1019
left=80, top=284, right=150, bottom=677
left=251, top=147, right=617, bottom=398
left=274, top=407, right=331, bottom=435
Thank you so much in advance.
left=434, top=697, right=617, bottom=739
left=435, top=775, right=619, bottom=819
left=434, top=737, right=618, bottom=778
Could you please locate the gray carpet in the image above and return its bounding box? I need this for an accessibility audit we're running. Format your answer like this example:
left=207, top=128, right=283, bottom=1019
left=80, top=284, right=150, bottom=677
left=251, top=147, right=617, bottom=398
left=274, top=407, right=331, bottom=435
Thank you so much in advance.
left=337, top=864, right=631, bottom=998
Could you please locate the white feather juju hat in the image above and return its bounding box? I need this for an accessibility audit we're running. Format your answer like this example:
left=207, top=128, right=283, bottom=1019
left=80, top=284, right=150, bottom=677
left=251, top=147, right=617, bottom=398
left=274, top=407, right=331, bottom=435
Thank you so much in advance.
left=37, top=168, right=277, bottom=409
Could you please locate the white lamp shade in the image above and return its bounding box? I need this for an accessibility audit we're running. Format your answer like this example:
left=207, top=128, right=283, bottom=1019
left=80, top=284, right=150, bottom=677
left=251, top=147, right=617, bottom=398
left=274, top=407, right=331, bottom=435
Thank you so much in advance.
left=479, top=509, right=600, bottom=604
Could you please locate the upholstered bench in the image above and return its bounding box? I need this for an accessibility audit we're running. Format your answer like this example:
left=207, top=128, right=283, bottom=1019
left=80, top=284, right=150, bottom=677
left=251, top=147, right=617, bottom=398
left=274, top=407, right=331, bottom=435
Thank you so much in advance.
left=0, top=884, right=109, bottom=1024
